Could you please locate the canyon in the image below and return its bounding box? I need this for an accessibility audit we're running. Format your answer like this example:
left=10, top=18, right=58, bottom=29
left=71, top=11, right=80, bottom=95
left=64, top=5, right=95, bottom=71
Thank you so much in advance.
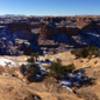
left=0, top=16, right=100, bottom=55
left=0, top=16, right=100, bottom=100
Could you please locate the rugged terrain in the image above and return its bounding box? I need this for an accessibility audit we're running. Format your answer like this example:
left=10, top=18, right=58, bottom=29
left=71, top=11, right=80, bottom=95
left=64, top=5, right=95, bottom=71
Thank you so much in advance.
left=0, top=16, right=100, bottom=100
left=0, top=51, right=99, bottom=100
left=0, top=16, right=100, bottom=55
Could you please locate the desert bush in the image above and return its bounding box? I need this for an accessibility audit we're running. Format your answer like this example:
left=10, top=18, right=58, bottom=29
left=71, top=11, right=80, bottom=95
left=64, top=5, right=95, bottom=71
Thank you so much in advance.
left=49, top=62, right=75, bottom=79
left=27, top=57, right=34, bottom=63
left=20, top=62, right=41, bottom=82
left=31, top=52, right=39, bottom=58
left=20, top=56, right=41, bottom=82
left=71, top=46, right=100, bottom=58
left=20, top=63, right=36, bottom=75
left=27, top=52, right=39, bottom=63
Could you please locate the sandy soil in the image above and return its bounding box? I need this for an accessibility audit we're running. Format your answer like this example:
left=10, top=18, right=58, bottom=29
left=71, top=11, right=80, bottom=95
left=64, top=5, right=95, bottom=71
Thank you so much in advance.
left=0, top=51, right=100, bottom=100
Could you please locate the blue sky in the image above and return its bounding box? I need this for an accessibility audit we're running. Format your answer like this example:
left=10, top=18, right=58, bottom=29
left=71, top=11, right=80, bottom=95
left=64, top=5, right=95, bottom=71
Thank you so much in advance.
left=0, top=0, right=100, bottom=16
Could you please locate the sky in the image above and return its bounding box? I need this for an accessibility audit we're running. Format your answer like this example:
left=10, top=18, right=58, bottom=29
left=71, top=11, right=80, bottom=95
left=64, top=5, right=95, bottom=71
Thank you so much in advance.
left=0, top=0, right=100, bottom=16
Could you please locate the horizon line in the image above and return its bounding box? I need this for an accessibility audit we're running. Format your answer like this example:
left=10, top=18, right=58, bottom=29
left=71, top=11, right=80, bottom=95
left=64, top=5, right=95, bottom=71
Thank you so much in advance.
left=0, top=14, right=100, bottom=17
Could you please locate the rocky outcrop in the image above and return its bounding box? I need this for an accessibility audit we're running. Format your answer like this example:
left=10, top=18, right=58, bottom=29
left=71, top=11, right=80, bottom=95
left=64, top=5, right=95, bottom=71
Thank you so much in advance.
left=0, top=16, right=100, bottom=55
left=0, top=23, right=39, bottom=55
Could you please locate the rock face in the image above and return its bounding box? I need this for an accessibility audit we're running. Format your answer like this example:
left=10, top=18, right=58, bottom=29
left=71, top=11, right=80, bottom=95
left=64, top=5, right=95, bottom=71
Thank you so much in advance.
left=0, top=16, right=100, bottom=55
left=0, top=23, right=39, bottom=55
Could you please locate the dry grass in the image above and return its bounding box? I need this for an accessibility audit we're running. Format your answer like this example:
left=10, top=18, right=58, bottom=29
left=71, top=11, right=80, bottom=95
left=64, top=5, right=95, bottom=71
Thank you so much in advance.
left=76, top=87, right=99, bottom=100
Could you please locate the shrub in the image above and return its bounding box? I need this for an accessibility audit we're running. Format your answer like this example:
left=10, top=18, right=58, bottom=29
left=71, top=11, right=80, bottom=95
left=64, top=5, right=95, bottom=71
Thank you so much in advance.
left=27, top=57, right=35, bottom=63
left=31, top=52, right=39, bottom=58
left=26, top=64, right=40, bottom=82
left=27, top=52, right=39, bottom=62
left=49, top=62, right=75, bottom=79
left=71, top=46, right=100, bottom=58
left=20, top=56, right=41, bottom=82
left=20, top=62, right=38, bottom=75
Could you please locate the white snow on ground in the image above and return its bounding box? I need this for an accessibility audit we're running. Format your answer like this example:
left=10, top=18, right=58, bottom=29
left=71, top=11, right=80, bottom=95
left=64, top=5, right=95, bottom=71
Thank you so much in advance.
left=0, top=56, right=28, bottom=67
left=0, top=58, right=17, bottom=67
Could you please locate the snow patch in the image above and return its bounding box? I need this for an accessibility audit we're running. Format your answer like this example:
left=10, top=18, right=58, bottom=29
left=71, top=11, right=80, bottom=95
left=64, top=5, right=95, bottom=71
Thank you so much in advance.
left=0, top=58, right=17, bottom=67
